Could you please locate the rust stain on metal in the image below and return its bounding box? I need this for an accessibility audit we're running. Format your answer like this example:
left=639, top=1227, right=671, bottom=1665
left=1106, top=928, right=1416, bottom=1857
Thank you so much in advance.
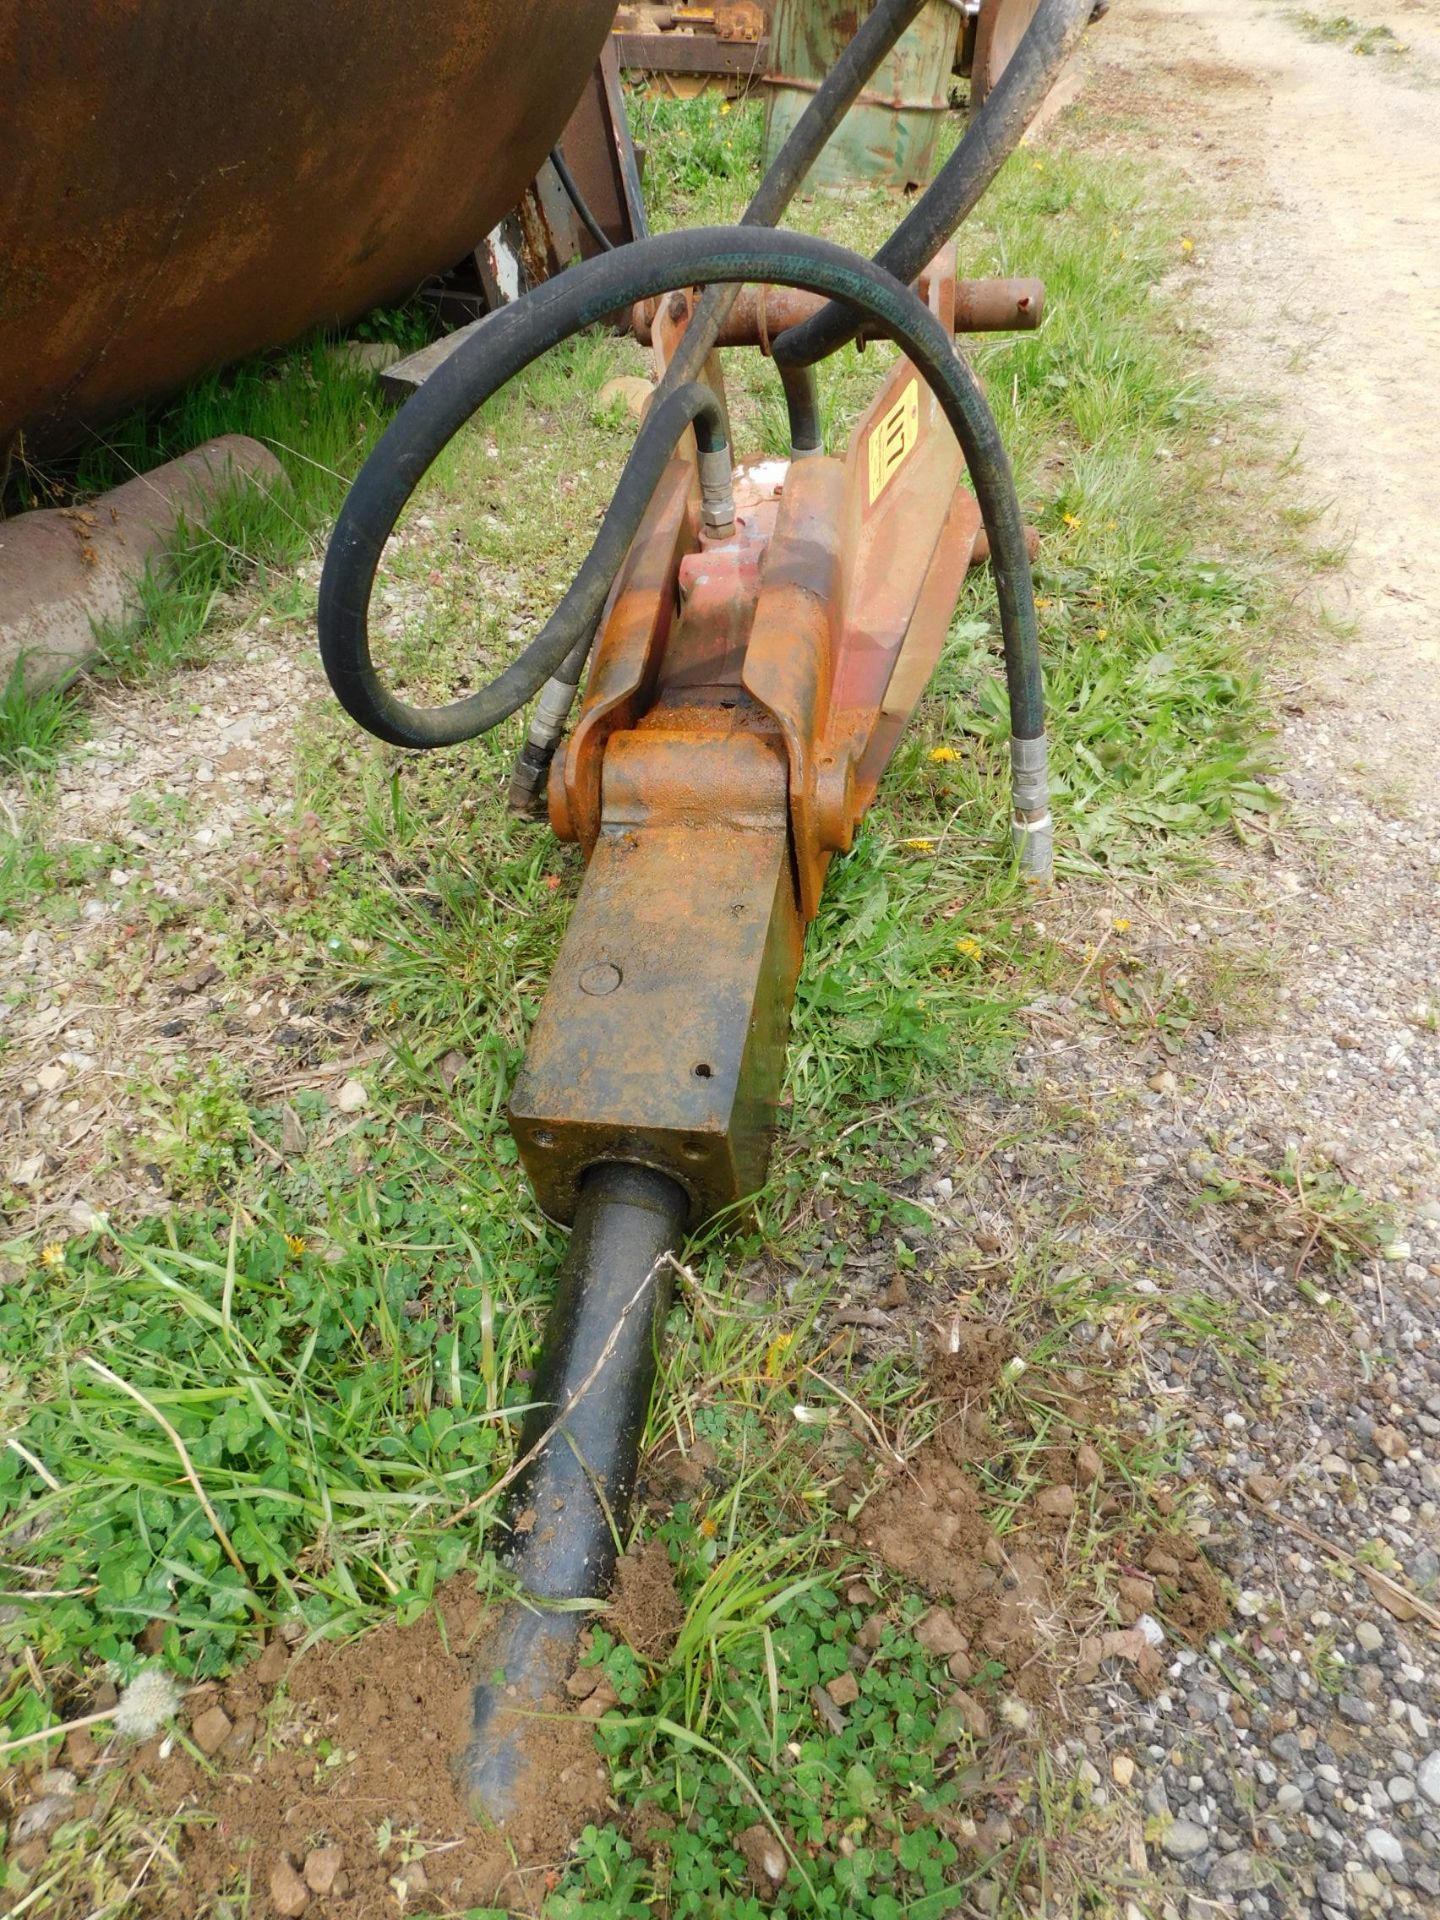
left=0, top=0, right=617, bottom=453
left=630, top=275, right=1044, bottom=346
left=715, top=0, right=768, bottom=42
left=516, top=717, right=803, bottom=1228
left=971, top=0, right=1044, bottom=109
left=515, top=186, right=560, bottom=294
left=557, top=41, right=648, bottom=254
left=763, top=0, right=958, bottom=191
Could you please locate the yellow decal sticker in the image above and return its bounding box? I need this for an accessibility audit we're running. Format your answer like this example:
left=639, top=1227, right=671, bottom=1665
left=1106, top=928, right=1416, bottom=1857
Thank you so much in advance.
left=866, top=377, right=919, bottom=506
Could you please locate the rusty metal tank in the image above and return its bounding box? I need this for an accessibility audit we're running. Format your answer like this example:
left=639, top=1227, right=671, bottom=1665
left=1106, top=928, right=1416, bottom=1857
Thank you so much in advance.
left=0, top=0, right=618, bottom=459
left=763, top=0, right=957, bottom=192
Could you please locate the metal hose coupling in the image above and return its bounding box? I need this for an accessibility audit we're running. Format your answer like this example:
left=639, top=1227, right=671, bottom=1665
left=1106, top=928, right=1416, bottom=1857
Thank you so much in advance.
left=507, top=667, right=585, bottom=814
left=697, top=443, right=737, bottom=539
left=1009, top=731, right=1053, bottom=882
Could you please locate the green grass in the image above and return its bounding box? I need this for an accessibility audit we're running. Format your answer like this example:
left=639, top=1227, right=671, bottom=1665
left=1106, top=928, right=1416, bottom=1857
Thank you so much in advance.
left=0, top=1115, right=542, bottom=1697
left=0, top=91, right=1295, bottom=1920
left=0, top=812, right=52, bottom=927
left=627, top=89, right=767, bottom=224
left=1191, top=1146, right=1399, bottom=1291
left=1290, top=10, right=1408, bottom=56
left=572, top=1593, right=992, bottom=1919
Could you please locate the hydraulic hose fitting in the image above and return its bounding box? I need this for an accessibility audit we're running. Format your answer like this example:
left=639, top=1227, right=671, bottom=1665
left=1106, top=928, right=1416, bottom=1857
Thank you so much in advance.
left=506, top=630, right=594, bottom=815
left=507, top=672, right=582, bottom=815
left=697, top=442, right=737, bottom=540
left=1009, top=731, right=1053, bottom=882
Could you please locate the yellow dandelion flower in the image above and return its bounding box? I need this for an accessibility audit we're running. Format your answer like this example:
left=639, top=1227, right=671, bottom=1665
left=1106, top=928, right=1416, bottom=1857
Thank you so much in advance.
left=39, top=1242, right=65, bottom=1269
left=904, top=838, right=936, bottom=852
left=285, top=1233, right=308, bottom=1257
left=928, top=746, right=959, bottom=764
left=1062, top=512, right=1081, bottom=530
left=1036, top=595, right=1052, bottom=610
left=1097, top=626, right=1110, bottom=641
left=698, top=1514, right=718, bottom=1538
left=764, top=1332, right=794, bottom=1380
left=1112, top=917, right=1131, bottom=933
left=1181, top=237, right=1195, bottom=254
left=954, top=937, right=983, bottom=962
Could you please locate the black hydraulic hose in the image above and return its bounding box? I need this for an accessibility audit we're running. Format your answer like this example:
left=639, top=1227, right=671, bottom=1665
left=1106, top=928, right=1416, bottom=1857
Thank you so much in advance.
left=549, top=144, right=614, bottom=254
left=326, top=0, right=1084, bottom=762
left=317, top=226, right=1043, bottom=752
left=320, top=376, right=726, bottom=749
left=320, top=0, right=928, bottom=752
left=775, top=0, right=1095, bottom=370
left=780, top=361, right=824, bottom=455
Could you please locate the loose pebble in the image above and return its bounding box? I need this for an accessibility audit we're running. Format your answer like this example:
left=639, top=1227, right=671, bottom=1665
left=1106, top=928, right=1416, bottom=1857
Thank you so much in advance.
left=1161, top=1819, right=1209, bottom=1860
left=269, top=1857, right=310, bottom=1917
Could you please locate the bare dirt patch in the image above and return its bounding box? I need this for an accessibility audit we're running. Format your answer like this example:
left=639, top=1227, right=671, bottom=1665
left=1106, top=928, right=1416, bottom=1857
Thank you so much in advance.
left=99, top=1583, right=607, bottom=1917
left=854, top=1319, right=1230, bottom=1706
left=857, top=1319, right=1012, bottom=1641
left=606, top=1536, right=684, bottom=1664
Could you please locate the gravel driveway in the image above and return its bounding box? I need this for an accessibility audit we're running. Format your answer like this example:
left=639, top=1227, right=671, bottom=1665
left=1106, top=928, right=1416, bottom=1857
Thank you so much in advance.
left=1009, top=3, right=1440, bottom=1913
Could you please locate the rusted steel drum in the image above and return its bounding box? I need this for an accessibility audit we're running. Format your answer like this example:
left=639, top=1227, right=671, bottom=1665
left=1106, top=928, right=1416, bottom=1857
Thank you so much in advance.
left=0, top=0, right=617, bottom=459
left=762, top=0, right=957, bottom=192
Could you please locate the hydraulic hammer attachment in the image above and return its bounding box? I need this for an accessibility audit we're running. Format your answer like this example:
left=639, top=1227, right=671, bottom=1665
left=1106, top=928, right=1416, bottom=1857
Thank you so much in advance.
left=460, top=250, right=1033, bottom=1817
left=512, top=249, right=988, bottom=1231
left=317, top=0, right=1096, bottom=1834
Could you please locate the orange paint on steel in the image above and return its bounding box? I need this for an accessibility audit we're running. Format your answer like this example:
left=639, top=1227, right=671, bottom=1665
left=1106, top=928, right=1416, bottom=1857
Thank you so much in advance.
left=530, top=245, right=998, bottom=1220
left=0, top=0, right=616, bottom=454
left=556, top=459, right=700, bottom=857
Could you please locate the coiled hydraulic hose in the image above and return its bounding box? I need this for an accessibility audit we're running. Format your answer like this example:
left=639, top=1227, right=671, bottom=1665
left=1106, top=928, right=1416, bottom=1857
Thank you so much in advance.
left=319, top=0, right=1079, bottom=737
left=318, top=0, right=1081, bottom=865
left=775, top=0, right=1095, bottom=370
left=319, top=0, right=932, bottom=752
left=320, top=373, right=727, bottom=750
left=318, top=226, right=1042, bottom=753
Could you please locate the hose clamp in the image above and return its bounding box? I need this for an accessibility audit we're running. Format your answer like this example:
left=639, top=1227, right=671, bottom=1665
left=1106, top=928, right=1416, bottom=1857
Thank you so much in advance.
left=1009, top=732, right=1049, bottom=816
